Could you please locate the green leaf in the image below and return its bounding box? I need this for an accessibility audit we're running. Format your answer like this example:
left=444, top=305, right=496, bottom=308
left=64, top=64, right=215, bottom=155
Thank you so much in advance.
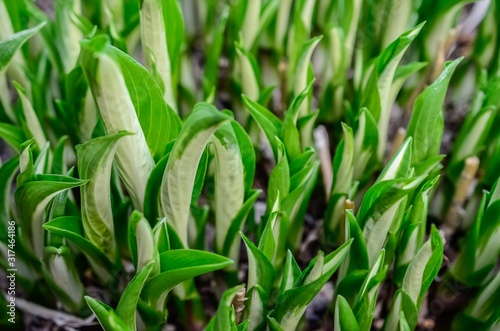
left=191, top=148, right=209, bottom=204
left=297, top=110, right=318, bottom=152
left=42, top=246, right=84, bottom=313
left=275, top=0, right=293, bottom=54
left=406, top=58, right=462, bottom=165
left=383, top=289, right=419, bottom=331
left=353, top=108, right=379, bottom=181
left=0, top=22, right=45, bottom=75
left=14, top=82, right=48, bottom=151
left=142, top=250, right=232, bottom=307
left=238, top=320, right=250, bottom=331
left=420, top=0, right=471, bottom=60
left=338, top=210, right=369, bottom=281
left=472, top=200, right=500, bottom=278
left=34, top=141, right=51, bottom=175
left=128, top=210, right=159, bottom=273
left=76, top=131, right=130, bottom=262
left=84, top=296, right=128, bottom=331
left=242, top=95, right=283, bottom=162
left=279, top=250, right=301, bottom=294
left=64, top=66, right=97, bottom=142
left=334, top=295, right=360, bottom=331
left=258, top=212, right=278, bottom=263
left=449, top=78, right=499, bottom=181
left=377, top=138, right=413, bottom=182
left=450, top=188, right=500, bottom=286
left=113, top=47, right=182, bottom=160
left=325, top=123, right=354, bottom=235
left=283, top=161, right=320, bottom=249
left=139, top=0, right=183, bottom=111
left=266, top=139, right=290, bottom=213
left=209, top=285, right=245, bottom=331
left=43, top=216, right=117, bottom=283
left=269, top=212, right=291, bottom=270
left=0, top=157, right=18, bottom=234
left=116, top=262, right=156, bottom=331
left=458, top=194, right=500, bottom=286
left=461, top=271, right=500, bottom=326
left=240, top=0, right=261, bottom=49
left=231, top=120, right=256, bottom=194
left=0, top=123, right=25, bottom=153
left=241, top=232, right=275, bottom=294
left=294, top=36, right=322, bottom=118
left=399, top=312, right=411, bottom=331
left=51, top=136, right=68, bottom=175
left=282, top=78, right=315, bottom=158
left=163, top=0, right=184, bottom=92
left=388, top=61, right=428, bottom=109
left=403, top=225, right=443, bottom=307
left=363, top=23, right=424, bottom=160
left=53, top=0, right=83, bottom=73
left=144, top=149, right=171, bottom=223
left=16, top=141, right=38, bottom=183
left=247, top=285, right=270, bottom=331
left=222, top=189, right=262, bottom=270
left=353, top=250, right=387, bottom=331
left=395, top=176, right=440, bottom=283
left=15, top=175, right=87, bottom=258
left=79, top=35, right=156, bottom=210
left=358, top=178, right=419, bottom=265
left=152, top=217, right=170, bottom=253
left=236, top=42, right=261, bottom=101
left=212, top=123, right=246, bottom=253
left=204, top=6, right=229, bottom=97
left=289, top=147, right=315, bottom=175
left=286, top=0, right=316, bottom=78
left=272, top=240, right=352, bottom=330
left=160, top=103, right=230, bottom=246
left=268, top=315, right=285, bottom=331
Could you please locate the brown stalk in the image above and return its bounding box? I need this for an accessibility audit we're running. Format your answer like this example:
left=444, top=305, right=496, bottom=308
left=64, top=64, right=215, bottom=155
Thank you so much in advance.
left=314, top=125, right=333, bottom=201
left=443, top=156, right=480, bottom=237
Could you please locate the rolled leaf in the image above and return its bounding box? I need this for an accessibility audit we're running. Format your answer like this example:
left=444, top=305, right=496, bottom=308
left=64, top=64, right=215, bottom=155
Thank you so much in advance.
left=42, top=246, right=84, bottom=312
left=14, top=82, right=47, bottom=150
left=160, top=103, right=230, bottom=246
left=139, top=0, right=182, bottom=111
left=76, top=131, right=130, bottom=262
left=212, top=122, right=245, bottom=254
left=128, top=210, right=159, bottom=273
left=15, top=175, right=87, bottom=258
left=0, top=157, right=18, bottom=234
left=325, top=123, right=354, bottom=235
left=402, top=225, right=443, bottom=307
left=80, top=35, right=155, bottom=210
left=293, top=36, right=322, bottom=118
